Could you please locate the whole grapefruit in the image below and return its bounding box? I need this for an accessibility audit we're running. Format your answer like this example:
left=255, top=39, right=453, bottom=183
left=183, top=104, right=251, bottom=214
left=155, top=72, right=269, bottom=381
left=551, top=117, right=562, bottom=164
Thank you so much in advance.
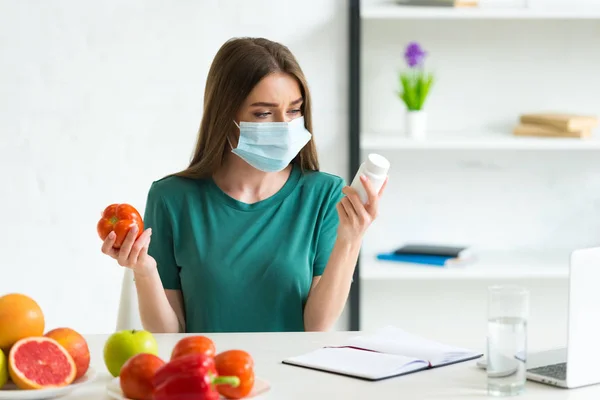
left=0, top=293, right=45, bottom=351
left=8, top=336, right=76, bottom=389
left=45, top=327, right=90, bottom=380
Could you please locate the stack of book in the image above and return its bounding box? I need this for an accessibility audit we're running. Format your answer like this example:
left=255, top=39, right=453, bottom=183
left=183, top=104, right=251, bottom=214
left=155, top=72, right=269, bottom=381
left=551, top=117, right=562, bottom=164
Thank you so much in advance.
left=377, top=244, right=473, bottom=267
left=513, top=113, right=599, bottom=139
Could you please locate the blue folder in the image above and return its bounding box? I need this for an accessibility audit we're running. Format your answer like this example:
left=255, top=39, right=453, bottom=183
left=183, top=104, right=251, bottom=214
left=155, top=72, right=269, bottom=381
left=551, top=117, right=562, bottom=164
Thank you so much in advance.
left=376, top=252, right=454, bottom=267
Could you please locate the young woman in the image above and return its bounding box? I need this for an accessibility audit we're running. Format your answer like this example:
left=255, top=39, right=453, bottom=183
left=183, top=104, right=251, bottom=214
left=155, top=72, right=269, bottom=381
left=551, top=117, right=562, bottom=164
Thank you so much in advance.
left=101, top=37, right=387, bottom=333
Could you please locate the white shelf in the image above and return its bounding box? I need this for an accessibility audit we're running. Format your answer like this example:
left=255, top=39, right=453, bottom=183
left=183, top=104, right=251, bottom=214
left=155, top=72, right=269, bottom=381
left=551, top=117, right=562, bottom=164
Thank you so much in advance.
left=360, top=250, right=571, bottom=280
left=361, top=4, right=600, bottom=20
left=361, top=132, right=600, bottom=150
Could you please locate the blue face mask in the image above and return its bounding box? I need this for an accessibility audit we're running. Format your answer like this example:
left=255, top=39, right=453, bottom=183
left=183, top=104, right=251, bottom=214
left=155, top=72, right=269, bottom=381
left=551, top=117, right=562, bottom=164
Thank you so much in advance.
left=229, top=116, right=312, bottom=173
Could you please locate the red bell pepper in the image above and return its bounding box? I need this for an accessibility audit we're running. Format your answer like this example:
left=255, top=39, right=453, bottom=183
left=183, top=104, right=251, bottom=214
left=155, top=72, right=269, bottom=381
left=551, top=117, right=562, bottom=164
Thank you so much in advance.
left=152, top=354, right=240, bottom=400
left=153, top=353, right=217, bottom=388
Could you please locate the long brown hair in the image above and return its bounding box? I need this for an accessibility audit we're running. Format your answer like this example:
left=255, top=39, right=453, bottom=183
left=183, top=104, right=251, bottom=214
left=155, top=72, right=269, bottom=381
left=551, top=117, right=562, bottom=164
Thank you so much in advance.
left=175, top=37, right=319, bottom=180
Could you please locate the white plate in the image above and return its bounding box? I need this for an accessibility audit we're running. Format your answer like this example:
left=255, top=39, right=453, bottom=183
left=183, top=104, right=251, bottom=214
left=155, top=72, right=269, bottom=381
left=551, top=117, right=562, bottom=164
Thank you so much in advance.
left=106, top=375, right=271, bottom=399
left=0, top=367, right=97, bottom=400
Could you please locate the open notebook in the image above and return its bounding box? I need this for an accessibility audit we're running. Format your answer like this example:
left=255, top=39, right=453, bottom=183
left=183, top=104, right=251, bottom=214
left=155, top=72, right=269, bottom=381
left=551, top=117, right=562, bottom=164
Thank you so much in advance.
left=282, top=326, right=482, bottom=381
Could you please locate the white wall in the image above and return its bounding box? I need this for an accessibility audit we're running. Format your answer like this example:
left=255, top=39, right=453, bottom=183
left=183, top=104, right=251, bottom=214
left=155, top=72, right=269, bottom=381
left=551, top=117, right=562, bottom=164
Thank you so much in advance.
left=361, top=278, right=570, bottom=352
left=364, top=151, right=600, bottom=256
left=0, top=0, right=349, bottom=334
left=362, top=18, right=600, bottom=136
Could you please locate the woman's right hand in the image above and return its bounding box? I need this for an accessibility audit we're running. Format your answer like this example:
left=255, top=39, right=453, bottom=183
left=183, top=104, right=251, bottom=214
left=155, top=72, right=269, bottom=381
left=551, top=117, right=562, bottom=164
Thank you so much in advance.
left=101, top=225, right=156, bottom=276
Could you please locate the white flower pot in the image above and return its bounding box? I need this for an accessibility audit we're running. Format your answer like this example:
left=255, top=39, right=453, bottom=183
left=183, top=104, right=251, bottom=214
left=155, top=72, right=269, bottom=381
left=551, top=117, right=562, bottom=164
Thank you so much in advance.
left=405, top=110, right=427, bottom=140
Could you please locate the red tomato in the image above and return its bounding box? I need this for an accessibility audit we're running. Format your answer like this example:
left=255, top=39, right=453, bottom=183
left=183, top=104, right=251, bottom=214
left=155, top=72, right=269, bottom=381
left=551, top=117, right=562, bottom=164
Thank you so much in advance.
left=119, top=353, right=165, bottom=400
left=171, top=336, right=216, bottom=361
left=214, top=350, right=254, bottom=399
left=97, top=203, right=144, bottom=249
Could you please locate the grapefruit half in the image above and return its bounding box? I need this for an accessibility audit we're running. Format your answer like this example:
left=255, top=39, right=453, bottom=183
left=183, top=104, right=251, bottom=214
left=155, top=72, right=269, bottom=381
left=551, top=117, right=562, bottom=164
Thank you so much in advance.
left=8, top=337, right=76, bottom=389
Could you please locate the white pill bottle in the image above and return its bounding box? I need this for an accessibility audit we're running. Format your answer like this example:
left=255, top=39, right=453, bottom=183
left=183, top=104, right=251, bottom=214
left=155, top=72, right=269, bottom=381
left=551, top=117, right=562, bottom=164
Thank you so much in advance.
left=350, top=153, right=390, bottom=204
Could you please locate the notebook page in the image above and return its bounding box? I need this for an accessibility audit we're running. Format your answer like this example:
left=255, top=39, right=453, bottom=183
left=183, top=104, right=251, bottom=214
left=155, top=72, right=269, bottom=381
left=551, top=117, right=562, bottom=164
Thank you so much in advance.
left=345, top=326, right=479, bottom=366
left=283, top=347, right=428, bottom=380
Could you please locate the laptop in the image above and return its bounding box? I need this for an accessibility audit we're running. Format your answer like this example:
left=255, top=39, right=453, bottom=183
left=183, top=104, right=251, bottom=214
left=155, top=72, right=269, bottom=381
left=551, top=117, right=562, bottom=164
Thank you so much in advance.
left=478, top=247, right=600, bottom=388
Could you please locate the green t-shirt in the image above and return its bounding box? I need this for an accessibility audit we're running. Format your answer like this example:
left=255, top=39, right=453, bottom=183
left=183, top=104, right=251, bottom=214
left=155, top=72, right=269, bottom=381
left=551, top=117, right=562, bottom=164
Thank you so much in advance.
left=143, top=164, right=345, bottom=333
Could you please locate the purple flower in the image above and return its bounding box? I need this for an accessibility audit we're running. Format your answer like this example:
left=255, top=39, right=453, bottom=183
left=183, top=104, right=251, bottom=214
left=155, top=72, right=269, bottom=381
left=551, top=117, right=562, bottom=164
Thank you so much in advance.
left=404, top=42, right=427, bottom=68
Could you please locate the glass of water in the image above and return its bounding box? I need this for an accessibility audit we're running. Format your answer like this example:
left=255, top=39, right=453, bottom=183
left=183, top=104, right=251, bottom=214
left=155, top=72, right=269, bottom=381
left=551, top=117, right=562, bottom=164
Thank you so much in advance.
left=487, top=285, right=529, bottom=396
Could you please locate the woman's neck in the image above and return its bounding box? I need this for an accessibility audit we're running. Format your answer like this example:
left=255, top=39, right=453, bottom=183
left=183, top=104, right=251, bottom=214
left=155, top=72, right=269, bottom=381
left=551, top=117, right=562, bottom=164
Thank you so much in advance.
left=213, top=153, right=292, bottom=204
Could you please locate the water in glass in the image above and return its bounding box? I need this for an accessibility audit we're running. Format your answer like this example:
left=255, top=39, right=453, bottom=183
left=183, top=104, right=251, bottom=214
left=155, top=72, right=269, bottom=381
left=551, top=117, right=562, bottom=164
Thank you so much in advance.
left=487, top=316, right=527, bottom=396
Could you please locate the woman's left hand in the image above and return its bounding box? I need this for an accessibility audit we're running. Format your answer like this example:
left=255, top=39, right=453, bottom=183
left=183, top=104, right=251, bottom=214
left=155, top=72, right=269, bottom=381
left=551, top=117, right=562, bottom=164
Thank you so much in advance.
left=336, top=175, right=388, bottom=244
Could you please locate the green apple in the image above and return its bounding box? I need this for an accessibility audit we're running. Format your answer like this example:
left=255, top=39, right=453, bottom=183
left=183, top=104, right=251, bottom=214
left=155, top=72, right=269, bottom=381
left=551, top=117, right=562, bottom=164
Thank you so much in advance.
left=0, top=348, right=7, bottom=389
left=103, top=329, right=158, bottom=377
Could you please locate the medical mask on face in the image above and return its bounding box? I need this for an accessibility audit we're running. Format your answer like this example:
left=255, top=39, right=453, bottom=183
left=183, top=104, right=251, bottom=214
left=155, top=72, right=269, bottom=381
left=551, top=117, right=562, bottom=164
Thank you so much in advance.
left=228, top=116, right=312, bottom=173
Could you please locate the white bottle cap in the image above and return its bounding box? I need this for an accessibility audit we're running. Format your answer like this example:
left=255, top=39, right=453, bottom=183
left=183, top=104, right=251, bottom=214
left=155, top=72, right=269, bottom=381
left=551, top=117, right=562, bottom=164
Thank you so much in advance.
left=366, top=153, right=390, bottom=176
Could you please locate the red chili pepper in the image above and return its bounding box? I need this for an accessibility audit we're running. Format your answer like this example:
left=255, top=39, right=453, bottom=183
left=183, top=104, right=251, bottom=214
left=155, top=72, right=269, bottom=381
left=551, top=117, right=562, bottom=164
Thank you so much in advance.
left=152, top=354, right=240, bottom=400
left=214, top=350, right=255, bottom=399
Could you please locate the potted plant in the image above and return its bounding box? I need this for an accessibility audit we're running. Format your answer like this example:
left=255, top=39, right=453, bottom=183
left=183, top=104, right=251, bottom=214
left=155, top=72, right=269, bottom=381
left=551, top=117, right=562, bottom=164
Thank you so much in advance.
left=398, top=41, right=435, bottom=139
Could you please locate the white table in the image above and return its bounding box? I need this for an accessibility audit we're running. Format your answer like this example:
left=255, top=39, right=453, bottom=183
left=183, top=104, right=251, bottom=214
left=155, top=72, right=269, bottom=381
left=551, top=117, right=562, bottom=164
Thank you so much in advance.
left=59, top=331, right=599, bottom=399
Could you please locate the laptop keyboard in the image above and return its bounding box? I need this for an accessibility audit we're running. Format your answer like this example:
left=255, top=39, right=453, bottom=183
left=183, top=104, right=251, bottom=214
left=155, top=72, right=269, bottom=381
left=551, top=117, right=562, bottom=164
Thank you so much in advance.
left=528, top=363, right=567, bottom=381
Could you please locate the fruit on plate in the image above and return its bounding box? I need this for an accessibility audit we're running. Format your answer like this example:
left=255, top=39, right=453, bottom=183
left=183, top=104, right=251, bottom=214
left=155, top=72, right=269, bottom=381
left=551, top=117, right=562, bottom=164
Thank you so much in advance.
left=153, top=354, right=240, bottom=400
left=119, top=353, right=165, bottom=400
left=8, top=336, right=76, bottom=389
left=97, top=203, right=144, bottom=249
left=214, top=350, right=255, bottom=399
left=0, top=293, right=45, bottom=351
left=170, top=335, right=216, bottom=360
left=45, top=327, right=91, bottom=380
left=104, top=329, right=158, bottom=377
left=0, top=348, right=7, bottom=389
